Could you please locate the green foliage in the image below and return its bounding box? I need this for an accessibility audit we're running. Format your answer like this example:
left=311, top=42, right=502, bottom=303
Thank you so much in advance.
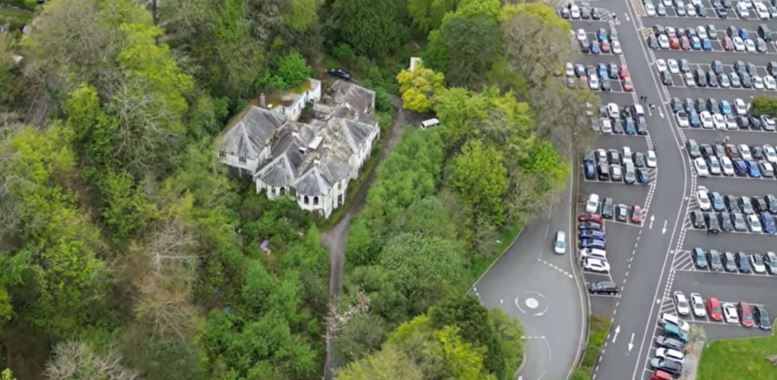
left=521, top=139, right=569, bottom=189
left=572, top=314, right=610, bottom=379
left=488, top=308, right=524, bottom=379
left=407, top=0, right=458, bottom=34
left=396, top=65, right=445, bottom=112
left=137, top=338, right=207, bottom=380
left=283, top=0, right=322, bottom=31
left=329, top=0, right=408, bottom=58
left=336, top=344, right=424, bottom=380
left=334, top=313, right=388, bottom=364
left=752, top=95, right=777, bottom=118
left=99, top=169, right=158, bottom=239
left=448, top=139, right=508, bottom=224
left=260, top=51, right=312, bottom=91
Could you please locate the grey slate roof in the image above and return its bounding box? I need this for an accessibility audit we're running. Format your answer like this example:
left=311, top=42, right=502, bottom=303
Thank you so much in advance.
left=294, top=167, right=331, bottom=196
left=220, top=107, right=287, bottom=158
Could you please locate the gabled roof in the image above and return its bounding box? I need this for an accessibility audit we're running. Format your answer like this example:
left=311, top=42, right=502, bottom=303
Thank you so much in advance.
left=220, top=107, right=287, bottom=158
left=294, top=167, right=331, bottom=196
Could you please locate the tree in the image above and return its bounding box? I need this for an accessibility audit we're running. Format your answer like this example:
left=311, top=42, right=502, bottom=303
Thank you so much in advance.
left=283, top=0, right=323, bottom=31
left=336, top=344, right=424, bottom=380
left=333, top=313, right=388, bottom=364
left=396, top=65, right=445, bottom=112
left=488, top=308, right=524, bottom=379
left=407, top=0, right=458, bottom=34
left=526, top=78, right=597, bottom=156
left=520, top=139, right=569, bottom=190
left=262, top=50, right=312, bottom=90
left=99, top=169, right=158, bottom=239
left=329, top=0, right=408, bottom=58
left=501, top=3, right=574, bottom=87
left=447, top=139, right=508, bottom=225
left=752, top=95, right=777, bottom=117
left=44, top=341, right=139, bottom=380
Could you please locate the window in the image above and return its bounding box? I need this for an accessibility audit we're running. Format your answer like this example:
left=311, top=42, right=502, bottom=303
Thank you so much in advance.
left=304, top=196, right=309, bottom=205
left=313, top=196, right=319, bottom=205
left=272, top=187, right=277, bottom=195
left=338, top=194, right=343, bottom=205
left=280, top=187, right=285, bottom=195
left=239, top=156, right=247, bottom=163
left=218, top=151, right=226, bottom=158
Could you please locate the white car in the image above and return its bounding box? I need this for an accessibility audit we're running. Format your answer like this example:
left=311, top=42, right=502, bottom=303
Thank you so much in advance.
left=589, top=74, right=600, bottom=90
left=580, top=248, right=607, bottom=259
left=565, top=62, right=575, bottom=77
left=554, top=231, right=566, bottom=254
left=655, top=348, right=685, bottom=364
left=656, top=59, right=668, bottom=73
left=764, top=145, right=777, bottom=163
left=646, top=2, right=656, bottom=15
left=571, top=5, right=581, bottom=18
left=586, top=193, right=600, bottom=213
left=765, top=75, right=777, bottom=90
left=676, top=112, right=690, bottom=127
left=694, top=157, right=709, bottom=177
left=660, top=313, right=690, bottom=333
left=735, top=98, right=748, bottom=115
left=658, top=34, right=670, bottom=49
left=720, top=156, right=735, bottom=176
left=623, top=146, right=633, bottom=160
left=577, top=28, right=587, bottom=42
left=684, top=72, right=696, bottom=87
left=751, top=253, right=767, bottom=273
left=708, top=156, right=721, bottom=175
left=745, top=39, right=757, bottom=53
left=700, top=111, right=714, bottom=129
left=690, top=293, right=706, bottom=318
left=600, top=118, right=613, bottom=133
left=674, top=291, right=691, bottom=316
left=646, top=150, right=657, bottom=168
left=712, top=113, right=726, bottom=130
left=748, top=214, right=763, bottom=233
left=583, top=257, right=610, bottom=273
left=738, top=144, right=752, bottom=160
left=737, top=2, right=750, bottom=18
left=756, top=2, right=771, bottom=18
left=612, top=40, right=622, bottom=55
left=725, top=115, right=738, bottom=130
left=668, top=59, right=680, bottom=74
left=696, top=186, right=711, bottom=210
left=607, top=103, right=620, bottom=118
left=734, top=36, right=746, bottom=51
left=723, top=302, right=740, bottom=324
left=754, top=75, right=765, bottom=89
left=687, top=3, right=697, bottom=16
left=696, top=25, right=708, bottom=38
left=720, top=74, right=731, bottom=88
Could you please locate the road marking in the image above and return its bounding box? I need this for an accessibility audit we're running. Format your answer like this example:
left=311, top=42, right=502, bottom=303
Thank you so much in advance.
left=662, top=219, right=668, bottom=234
left=628, top=333, right=635, bottom=352
left=612, top=325, right=621, bottom=343
left=538, top=258, right=575, bottom=279
left=649, top=214, right=655, bottom=229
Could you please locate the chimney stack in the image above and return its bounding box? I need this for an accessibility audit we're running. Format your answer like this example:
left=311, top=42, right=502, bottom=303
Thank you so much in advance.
left=259, top=93, right=266, bottom=108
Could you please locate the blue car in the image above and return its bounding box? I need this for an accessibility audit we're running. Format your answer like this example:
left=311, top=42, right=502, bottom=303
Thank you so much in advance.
left=597, top=27, right=608, bottom=42
left=761, top=212, right=776, bottom=233
left=579, top=238, right=606, bottom=250
left=691, top=37, right=702, bottom=50
left=701, top=38, right=712, bottom=51
left=689, top=111, right=701, bottom=127
left=624, top=117, right=636, bottom=135
left=579, top=229, right=605, bottom=239
left=584, top=161, right=595, bottom=179
left=747, top=160, right=762, bottom=177
left=719, top=100, right=732, bottom=116
left=739, top=28, right=750, bottom=41
left=590, top=41, right=600, bottom=54
left=733, top=159, right=748, bottom=176
left=597, top=63, right=608, bottom=79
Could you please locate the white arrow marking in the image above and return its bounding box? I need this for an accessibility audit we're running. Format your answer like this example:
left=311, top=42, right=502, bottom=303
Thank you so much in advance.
left=649, top=214, right=655, bottom=229
left=661, top=220, right=668, bottom=235
left=628, top=333, right=635, bottom=352
left=625, top=12, right=630, bottom=21
left=659, top=108, right=664, bottom=118
left=612, top=325, right=621, bottom=343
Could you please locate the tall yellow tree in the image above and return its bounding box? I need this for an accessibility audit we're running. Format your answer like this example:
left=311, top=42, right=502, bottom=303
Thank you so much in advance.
left=396, top=64, right=445, bottom=113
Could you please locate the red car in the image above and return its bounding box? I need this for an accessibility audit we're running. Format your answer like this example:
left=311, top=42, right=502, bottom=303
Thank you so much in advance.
left=706, top=297, right=723, bottom=321
left=631, top=205, right=642, bottom=223
left=721, top=36, right=733, bottom=51
left=623, top=78, right=634, bottom=92
left=601, top=40, right=611, bottom=53
left=579, top=213, right=603, bottom=223
left=739, top=302, right=755, bottom=328
left=651, top=370, right=673, bottom=380
left=669, top=36, right=680, bottom=49
left=680, top=36, right=691, bottom=50
left=618, top=64, right=630, bottom=79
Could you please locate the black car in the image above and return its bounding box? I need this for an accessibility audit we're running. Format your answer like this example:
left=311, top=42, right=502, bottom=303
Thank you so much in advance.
left=722, top=251, right=737, bottom=272
left=327, top=68, right=351, bottom=80
left=705, top=212, right=720, bottom=234
left=719, top=213, right=734, bottom=232
left=707, top=249, right=724, bottom=271
left=602, top=197, right=615, bottom=219
left=690, top=210, right=705, bottom=229
left=637, top=168, right=650, bottom=184
left=584, top=160, right=596, bottom=179
left=736, top=251, right=752, bottom=273
left=691, top=247, right=708, bottom=269
left=700, top=144, right=715, bottom=158
left=753, top=305, right=772, bottom=330
left=753, top=196, right=769, bottom=213
left=588, top=281, right=618, bottom=294
left=598, top=162, right=610, bottom=180
left=661, top=70, right=673, bottom=86
left=650, top=358, right=682, bottom=376
left=655, top=336, right=686, bottom=351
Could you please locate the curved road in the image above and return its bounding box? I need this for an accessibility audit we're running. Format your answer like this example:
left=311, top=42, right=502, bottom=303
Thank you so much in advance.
left=473, top=172, right=587, bottom=380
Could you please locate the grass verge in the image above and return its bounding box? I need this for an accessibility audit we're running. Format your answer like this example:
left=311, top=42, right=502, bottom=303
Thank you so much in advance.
left=697, top=322, right=777, bottom=379
left=571, top=314, right=610, bottom=380
left=466, top=216, right=525, bottom=286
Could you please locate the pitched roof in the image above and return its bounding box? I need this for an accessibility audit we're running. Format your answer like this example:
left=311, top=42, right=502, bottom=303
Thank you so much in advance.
left=220, top=107, right=287, bottom=158
left=294, top=167, right=331, bottom=196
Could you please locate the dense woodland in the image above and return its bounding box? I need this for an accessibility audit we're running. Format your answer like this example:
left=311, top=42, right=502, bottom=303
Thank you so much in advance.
left=0, top=0, right=598, bottom=379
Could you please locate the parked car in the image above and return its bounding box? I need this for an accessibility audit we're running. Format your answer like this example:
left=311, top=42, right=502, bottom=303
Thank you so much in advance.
left=586, top=193, right=600, bottom=213
left=588, top=281, right=618, bottom=295
left=707, top=249, right=724, bottom=271
left=655, top=336, right=686, bottom=351
left=691, top=247, right=708, bottom=269
left=753, top=305, right=771, bottom=330
left=327, top=68, right=351, bottom=80
left=690, top=293, right=706, bottom=318
left=722, top=251, right=738, bottom=272
left=674, top=291, right=691, bottom=316
left=723, top=302, right=740, bottom=324
left=739, top=302, right=755, bottom=328
left=583, top=257, right=610, bottom=273
left=706, top=297, right=723, bottom=321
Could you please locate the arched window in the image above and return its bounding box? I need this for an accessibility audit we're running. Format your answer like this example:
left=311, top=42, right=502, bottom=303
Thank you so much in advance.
left=313, top=196, right=319, bottom=205
left=304, top=196, right=309, bottom=204
left=280, top=187, right=285, bottom=195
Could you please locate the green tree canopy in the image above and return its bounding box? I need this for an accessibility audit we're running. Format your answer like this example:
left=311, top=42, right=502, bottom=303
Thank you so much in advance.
left=447, top=139, right=508, bottom=225
left=329, top=0, right=408, bottom=58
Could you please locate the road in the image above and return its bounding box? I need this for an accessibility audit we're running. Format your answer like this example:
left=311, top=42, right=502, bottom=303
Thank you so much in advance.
left=473, top=170, right=587, bottom=380
left=577, top=1, right=694, bottom=379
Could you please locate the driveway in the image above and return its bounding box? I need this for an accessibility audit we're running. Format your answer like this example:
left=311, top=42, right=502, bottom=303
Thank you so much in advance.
left=473, top=171, right=587, bottom=380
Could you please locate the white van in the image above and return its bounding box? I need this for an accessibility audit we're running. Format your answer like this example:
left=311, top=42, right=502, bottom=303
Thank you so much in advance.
left=419, top=118, right=440, bottom=129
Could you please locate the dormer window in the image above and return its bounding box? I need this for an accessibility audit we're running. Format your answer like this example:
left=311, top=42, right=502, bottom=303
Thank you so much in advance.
left=219, top=151, right=226, bottom=158
left=239, top=156, right=247, bottom=163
